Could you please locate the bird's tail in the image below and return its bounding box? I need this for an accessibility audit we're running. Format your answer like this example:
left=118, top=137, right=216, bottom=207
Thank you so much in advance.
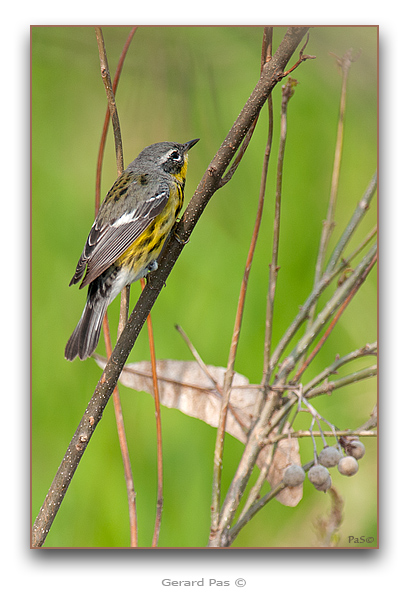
left=65, top=295, right=107, bottom=361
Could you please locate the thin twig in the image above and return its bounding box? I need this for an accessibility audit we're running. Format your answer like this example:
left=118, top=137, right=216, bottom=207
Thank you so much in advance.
left=95, top=27, right=131, bottom=337
left=210, top=27, right=275, bottom=539
left=102, top=317, right=138, bottom=547
left=298, top=50, right=354, bottom=372
left=293, top=250, right=377, bottom=382
left=303, top=342, right=377, bottom=393
left=94, top=27, right=137, bottom=547
left=140, top=278, right=163, bottom=548
left=268, top=428, right=377, bottom=445
left=175, top=324, right=223, bottom=393
left=343, top=225, right=377, bottom=268
left=281, top=32, right=316, bottom=77
left=228, top=481, right=287, bottom=543
left=324, top=172, right=377, bottom=276
left=219, top=120, right=258, bottom=188
left=355, top=405, right=377, bottom=431
left=236, top=416, right=290, bottom=525
left=94, top=28, right=136, bottom=336
left=236, top=432, right=276, bottom=523
left=219, top=28, right=273, bottom=188
left=262, top=77, right=297, bottom=388
left=174, top=324, right=249, bottom=432
left=95, top=26, right=137, bottom=212
left=304, top=365, right=377, bottom=399
left=315, top=50, right=355, bottom=284
left=94, top=27, right=124, bottom=176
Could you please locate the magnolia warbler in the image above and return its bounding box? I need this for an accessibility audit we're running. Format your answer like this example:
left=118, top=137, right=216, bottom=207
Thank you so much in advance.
left=65, top=138, right=199, bottom=361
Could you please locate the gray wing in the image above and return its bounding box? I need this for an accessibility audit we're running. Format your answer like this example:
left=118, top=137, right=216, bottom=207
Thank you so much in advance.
left=70, top=176, right=170, bottom=288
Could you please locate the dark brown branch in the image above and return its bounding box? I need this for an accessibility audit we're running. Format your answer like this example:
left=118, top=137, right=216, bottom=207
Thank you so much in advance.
left=31, top=26, right=310, bottom=547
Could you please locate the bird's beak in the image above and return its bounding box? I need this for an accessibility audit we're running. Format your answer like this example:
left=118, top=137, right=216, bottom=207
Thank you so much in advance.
left=183, top=138, right=200, bottom=153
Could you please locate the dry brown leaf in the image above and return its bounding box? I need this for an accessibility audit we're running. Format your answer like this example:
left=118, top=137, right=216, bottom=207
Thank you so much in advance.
left=94, top=356, right=302, bottom=506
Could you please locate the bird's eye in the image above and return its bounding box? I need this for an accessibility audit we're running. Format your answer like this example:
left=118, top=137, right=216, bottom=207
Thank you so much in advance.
left=169, top=150, right=181, bottom=161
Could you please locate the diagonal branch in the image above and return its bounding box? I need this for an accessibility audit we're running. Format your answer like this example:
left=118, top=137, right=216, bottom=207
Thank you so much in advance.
left=304, top=365, right=377, bottom=399
left=31, top=26, right=310, bottom=547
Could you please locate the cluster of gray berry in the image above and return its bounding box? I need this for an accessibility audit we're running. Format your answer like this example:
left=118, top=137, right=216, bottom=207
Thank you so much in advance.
left=283, top=436, right=366, bottom=492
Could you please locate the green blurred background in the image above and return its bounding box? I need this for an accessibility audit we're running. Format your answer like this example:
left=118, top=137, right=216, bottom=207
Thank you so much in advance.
left=31, top=26, right=377, bottom=548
